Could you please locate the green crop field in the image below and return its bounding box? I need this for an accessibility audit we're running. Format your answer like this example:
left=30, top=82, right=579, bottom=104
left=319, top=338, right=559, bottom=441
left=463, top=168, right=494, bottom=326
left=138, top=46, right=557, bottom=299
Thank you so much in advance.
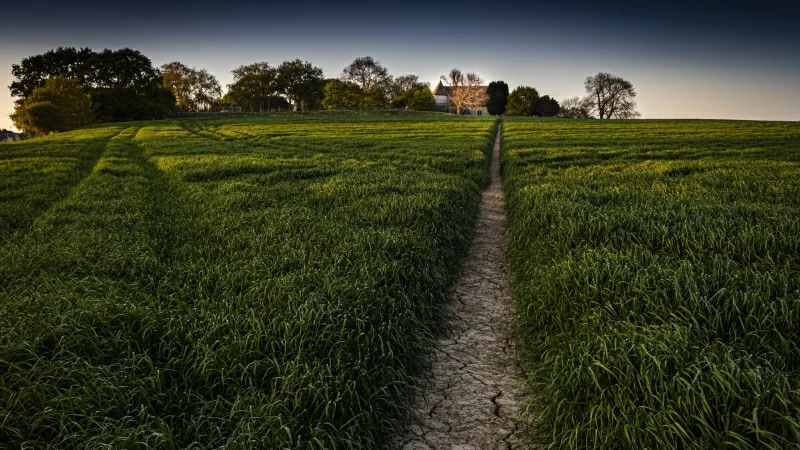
left=4, top=114, right=799, bottom=449
left=0, top=113, right=497, bottom=448
left=503, top=118, right=800, bottom=449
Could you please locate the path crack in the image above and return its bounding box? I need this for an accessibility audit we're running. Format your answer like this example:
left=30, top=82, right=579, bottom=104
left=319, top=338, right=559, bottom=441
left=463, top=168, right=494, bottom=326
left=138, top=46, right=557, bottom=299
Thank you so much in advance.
left=491, top=391, right=503, bottom=417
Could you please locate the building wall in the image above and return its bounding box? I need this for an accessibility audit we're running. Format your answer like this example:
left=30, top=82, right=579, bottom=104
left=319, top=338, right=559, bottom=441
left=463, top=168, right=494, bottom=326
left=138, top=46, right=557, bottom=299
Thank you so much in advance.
left=465, top=106, right=489, bottom=116
left=433, top=95, right=490, bottom=115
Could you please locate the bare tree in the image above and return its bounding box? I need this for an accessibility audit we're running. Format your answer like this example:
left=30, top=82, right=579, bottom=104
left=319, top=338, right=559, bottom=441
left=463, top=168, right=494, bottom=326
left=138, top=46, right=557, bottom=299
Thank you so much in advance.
left=342, top=56, right=391, bottom=92
left=584, top=72, right=640, bottom=119
left=558, top=96, right=593, bottom=118
left=440, top=69, right=487, bottom=114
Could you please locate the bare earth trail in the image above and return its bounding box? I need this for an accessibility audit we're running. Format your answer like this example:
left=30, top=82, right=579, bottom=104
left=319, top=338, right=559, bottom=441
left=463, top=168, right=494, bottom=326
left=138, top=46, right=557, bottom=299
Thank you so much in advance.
left=399, top=121, right=527, bottom=450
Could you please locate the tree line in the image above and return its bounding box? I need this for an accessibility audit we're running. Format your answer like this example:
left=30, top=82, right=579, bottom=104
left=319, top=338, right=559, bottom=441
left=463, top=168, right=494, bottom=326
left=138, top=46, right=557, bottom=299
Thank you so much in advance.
left=8, top=49, right=442, bottom=135
left=8, top=47, right=639, bottom=135
left=10, top=48, right=175, bottom=134
left=484, top=73, right=639, bottom=119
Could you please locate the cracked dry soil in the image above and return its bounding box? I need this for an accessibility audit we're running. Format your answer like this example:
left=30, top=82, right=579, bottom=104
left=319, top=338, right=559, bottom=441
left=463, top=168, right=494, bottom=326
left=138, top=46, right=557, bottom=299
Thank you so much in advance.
left=398, top=121, right=527, bottom=450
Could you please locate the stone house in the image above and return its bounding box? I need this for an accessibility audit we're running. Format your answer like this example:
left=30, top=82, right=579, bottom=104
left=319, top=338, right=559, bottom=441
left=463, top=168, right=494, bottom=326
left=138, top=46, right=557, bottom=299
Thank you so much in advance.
left=431, top=82, right=489, bottom=115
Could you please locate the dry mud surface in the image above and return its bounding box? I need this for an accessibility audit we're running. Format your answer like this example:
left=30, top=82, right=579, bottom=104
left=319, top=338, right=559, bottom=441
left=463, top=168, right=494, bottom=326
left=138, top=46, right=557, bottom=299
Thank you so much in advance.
left=398, top=122, right=527, bottom=450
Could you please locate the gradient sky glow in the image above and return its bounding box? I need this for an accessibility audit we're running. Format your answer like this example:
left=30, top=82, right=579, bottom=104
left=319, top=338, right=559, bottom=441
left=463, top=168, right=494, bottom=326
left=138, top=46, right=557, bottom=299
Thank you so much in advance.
left=2, top=0, right=799, bottom=130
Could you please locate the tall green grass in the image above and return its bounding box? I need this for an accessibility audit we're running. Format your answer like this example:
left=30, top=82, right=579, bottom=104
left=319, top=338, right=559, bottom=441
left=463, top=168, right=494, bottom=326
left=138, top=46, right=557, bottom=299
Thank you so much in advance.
left=0, top=113, right=497, bottom=448
left=0, top=126, right=124, bottom=245
left=503, top=118, right=800, bottom=449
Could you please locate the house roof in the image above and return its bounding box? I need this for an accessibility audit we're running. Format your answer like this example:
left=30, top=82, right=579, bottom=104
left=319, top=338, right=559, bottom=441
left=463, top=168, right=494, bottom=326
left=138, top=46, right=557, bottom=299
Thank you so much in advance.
left=432, top=81, right=489, bottom=97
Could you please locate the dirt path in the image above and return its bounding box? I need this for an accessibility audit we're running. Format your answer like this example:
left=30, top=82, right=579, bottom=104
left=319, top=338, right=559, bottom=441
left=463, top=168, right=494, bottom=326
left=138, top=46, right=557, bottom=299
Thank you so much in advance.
left=399, top=121, right=527, bottom=450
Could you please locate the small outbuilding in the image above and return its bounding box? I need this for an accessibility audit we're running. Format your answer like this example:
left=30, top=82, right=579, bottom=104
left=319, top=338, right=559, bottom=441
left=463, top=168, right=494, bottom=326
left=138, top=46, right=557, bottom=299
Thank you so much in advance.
left=0, top=131, right=19, bottom=142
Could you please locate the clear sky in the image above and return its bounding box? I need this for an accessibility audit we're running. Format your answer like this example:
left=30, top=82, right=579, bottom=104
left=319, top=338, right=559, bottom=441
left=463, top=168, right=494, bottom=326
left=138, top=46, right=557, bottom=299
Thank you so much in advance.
left=2, top=0, right=799, bottom=130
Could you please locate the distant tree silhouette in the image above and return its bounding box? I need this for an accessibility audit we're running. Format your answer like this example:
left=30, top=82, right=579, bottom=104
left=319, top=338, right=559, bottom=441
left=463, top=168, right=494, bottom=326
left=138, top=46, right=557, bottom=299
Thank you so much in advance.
left=226, top=62, right=279, bottom=112
left=322, top=80, right=369, bottom=109
left=11, top=47, right=175, bottom=122
left=506, top=86, right=539, bottom=116
left=9, top=47, right=94, bottom=99
left=533, top=95, right=560, bottom=117
left=342, top=56, right=391, bottom=92
left=277, top=59, right=325, bottom=111
left=584, top=72, right=640, bottom=119
left=391, top=85, right=437, bottom=111
left=557, top=96, right=593, bottom=118
left=162, top=61, right=222, bottom=111
left=386, top=74, right=426, bottom=103
left=486, top=81, right=509, bottom=115
left=11, top=76, right=92, bottom=135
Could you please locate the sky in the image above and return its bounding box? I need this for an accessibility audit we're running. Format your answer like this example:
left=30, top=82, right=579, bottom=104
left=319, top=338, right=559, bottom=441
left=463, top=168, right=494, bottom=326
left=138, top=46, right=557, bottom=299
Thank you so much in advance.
left=1, top=0, right=799, bottom=130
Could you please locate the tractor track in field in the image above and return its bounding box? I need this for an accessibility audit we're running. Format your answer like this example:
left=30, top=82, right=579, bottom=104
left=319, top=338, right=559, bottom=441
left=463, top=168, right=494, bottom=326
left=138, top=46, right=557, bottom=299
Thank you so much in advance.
left=398, top=120, right=528, bottom=450
left=0, top=126, right=128, bottom=247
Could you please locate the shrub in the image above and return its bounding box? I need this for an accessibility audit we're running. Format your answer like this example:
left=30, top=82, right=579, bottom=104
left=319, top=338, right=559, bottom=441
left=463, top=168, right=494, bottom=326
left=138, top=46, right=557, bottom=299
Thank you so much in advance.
left=11, top=76, right=93, bottom=135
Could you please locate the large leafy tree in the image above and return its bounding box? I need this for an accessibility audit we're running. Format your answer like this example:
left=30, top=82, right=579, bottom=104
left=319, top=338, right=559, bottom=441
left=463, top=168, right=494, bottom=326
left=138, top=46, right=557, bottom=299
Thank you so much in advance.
left=322, top=80, right=368, bottom=109
left=187, top=69, right=220, bottom=111
left=90, top=48, right=159, bottom=90
left=90, top=48, right=176, bottom=121
left=276, top=59, right=325, bottom=111
left=11, top=76, right=92, bottom=135
left=390, top=85, right=436, bottom=111
left=364, top=86, right=387, bottom=108
left=322, top=79, right=391, bottom=109
left=408, top=87, right=437, bottom=111
left=506, top=86, right=540, bottom=116
left=584, top=72, right=640, bottom=119
left=386, top=74, right=425, bottom=102
left=10, top=47, right=94, bottom=100
left=393, top=74, right=424, bottom=92
left=89, top=85, right=175, bottom=122
left=340, top=58, right=426, bottom=106
left=225, top=62, right=279, bottom=112
left=10, top=102, right=62, bottom=135
left=486, top=81, right=509, bottom=115
left=533, top=95, right=560, bottom=117
left=161, top=62, right=194, bottom=109
left=10, top=47, right=175, bottom=122
left=162, top=62, right=222, bottom=111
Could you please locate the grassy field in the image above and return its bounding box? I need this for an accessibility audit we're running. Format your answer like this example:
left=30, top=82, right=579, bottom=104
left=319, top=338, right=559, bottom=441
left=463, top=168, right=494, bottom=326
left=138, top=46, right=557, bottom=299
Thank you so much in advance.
left=0, top=113, right=497, bottom=448
left=503, top=118, right=800, bottom=449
